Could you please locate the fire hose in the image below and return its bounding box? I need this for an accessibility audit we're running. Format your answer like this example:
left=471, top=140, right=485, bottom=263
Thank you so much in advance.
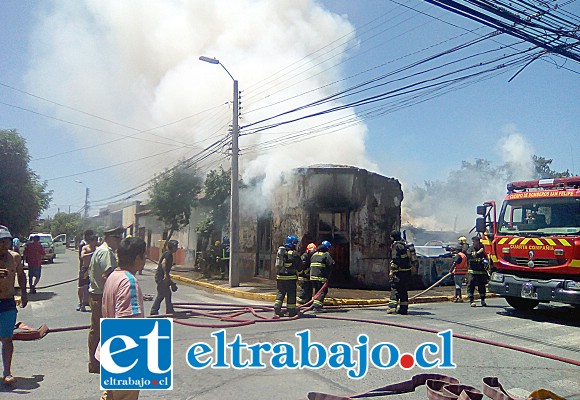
left=304, top=374, right=566, bottom=400
left=12, top=277, right=580, bottom=370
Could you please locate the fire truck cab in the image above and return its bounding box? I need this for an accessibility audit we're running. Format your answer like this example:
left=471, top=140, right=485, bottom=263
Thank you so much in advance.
left=475, top=177, right=580, bottom=311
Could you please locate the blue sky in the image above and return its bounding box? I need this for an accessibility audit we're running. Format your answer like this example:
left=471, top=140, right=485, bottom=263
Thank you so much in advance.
left=1, top=0, right=578, bottom=230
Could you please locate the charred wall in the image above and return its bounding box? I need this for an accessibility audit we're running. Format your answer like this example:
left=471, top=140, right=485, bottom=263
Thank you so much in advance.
left=237, top=165, right=403, bottom=288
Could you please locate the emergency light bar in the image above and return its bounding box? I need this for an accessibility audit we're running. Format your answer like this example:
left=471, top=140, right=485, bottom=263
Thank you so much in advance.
left=507, top=177, right=580, bottom=192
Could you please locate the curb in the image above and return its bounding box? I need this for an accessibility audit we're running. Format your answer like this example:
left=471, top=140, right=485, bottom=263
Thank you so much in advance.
left=171, top=274, right=277, bottom=302
left=171, top=273, right=496, bottom=306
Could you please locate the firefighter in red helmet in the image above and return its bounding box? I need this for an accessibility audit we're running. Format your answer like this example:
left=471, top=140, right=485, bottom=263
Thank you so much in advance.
left=297, top=243, right=317, bottom=305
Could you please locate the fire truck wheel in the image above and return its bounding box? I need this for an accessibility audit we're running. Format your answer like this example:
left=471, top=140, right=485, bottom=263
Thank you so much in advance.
left=505, top=297, right=539, bottom=311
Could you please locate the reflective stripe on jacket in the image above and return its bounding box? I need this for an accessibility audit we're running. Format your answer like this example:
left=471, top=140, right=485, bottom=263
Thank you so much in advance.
left=276, top=249, right=300, bottom=280
left=310, top=251, right=335, bottom=281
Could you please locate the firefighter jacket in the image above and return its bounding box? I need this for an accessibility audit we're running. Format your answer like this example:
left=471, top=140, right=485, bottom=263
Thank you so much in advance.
left=390, top=240, right=412, bottom=273
left=221, top=244, right=230, bottom=262
left=310, top=250, right=335, bottom=282
left=467, top=245, right=486, bottom=275
left=452, top=252, right=468, bottom=275
left=299, top=252, right=312, bottom=281
left=275, top=247, right=302, bottom=280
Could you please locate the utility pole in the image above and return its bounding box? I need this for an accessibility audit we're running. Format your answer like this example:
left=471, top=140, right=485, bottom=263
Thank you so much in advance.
left=75, top=180, right=90, bottom=219
left=199, top=56, right=240, bottom=287
left=84, top=187, right=90, bottom=219
left=230, top=78, right=240, bottom=287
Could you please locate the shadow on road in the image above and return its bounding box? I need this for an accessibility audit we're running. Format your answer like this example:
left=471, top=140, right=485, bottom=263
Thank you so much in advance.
left=26, top=291, right=57, bottom=302
left=497, top=304, right=580, bottom=327
left=0, top=374, right=44, bottom=393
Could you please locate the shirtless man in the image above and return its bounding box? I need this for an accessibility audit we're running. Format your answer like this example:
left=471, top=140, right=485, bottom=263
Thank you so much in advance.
left=0, top=225, right=28, bottom=385
left=77, top=230, right=97, bottom=312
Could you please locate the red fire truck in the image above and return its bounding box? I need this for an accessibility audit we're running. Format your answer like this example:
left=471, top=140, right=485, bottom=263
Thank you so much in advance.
left=475, top=177, right=580, bottom=311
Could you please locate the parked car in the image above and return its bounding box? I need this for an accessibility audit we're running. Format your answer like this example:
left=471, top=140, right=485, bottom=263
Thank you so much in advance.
left=23, top=233, right=67, bottom=263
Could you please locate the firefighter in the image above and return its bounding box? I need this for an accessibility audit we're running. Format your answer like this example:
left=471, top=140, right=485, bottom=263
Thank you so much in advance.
left=206, top=241, right=220, bottom=278
left=450, top=237, right=469, bottom=302
left=274, top=235, right=302, bottom=317
left=310, top=240, right=335, bottom=313
left=219, top=237, right=230, bottom=280
left=466, top=236, right=488, bottom=307
left=387, top=230, right=412, bottom=315
left=297, top=243, right=317, bottom=305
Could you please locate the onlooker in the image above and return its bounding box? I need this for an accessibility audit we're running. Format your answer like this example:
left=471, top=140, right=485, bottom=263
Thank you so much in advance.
left=97, top=236, right=146, bottom=400
left=150, top=240, right=178, bottom=316
left=11, top=237, right=20, bottom=255
left=87, top=226, right=123, bottom=374
left=0, top=225, right=28, bottom=385
left=23, top=235, right=45, bottom=294
left=77, top=230, right=97, bottom=312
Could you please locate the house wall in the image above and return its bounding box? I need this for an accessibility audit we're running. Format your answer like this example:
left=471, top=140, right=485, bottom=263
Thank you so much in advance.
left=237, top=166, right=403, bottom=288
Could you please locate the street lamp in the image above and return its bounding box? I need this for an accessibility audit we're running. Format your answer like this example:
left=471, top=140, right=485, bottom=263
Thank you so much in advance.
left=199, top=55, right=240, bottom=288
left=75, top=180, right=90, bottom=219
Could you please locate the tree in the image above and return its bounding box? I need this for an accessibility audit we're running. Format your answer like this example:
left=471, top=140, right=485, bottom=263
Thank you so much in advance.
left=50, top=212, right=83, bottom=238
left=149, top=164, right=203, bottom=243
left=196, top=167, right=231, bottom=240
left=532, top=155, right=571, bottom=179
left=0, top=129, right=52, bottom=236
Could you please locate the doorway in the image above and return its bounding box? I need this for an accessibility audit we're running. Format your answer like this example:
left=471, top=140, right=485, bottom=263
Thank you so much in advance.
left=317, top=211, right=350, bottom=286
left=256, top=215, right=272, bottom=278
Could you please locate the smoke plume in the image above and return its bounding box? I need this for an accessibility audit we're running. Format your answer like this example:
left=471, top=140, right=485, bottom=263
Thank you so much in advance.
left=25, top=0, right=376, bottom=204
left=402, top=127, right=535, bottom=232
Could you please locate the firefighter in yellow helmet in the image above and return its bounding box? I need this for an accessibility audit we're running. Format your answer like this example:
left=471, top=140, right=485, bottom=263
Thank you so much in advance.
left=297, top=243, right=317, bottom=305
left=450, top=237, right=469, bottom=302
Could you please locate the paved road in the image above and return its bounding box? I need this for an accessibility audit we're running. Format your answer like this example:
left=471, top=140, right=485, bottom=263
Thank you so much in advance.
left=2, top=251, right=579, bottom=399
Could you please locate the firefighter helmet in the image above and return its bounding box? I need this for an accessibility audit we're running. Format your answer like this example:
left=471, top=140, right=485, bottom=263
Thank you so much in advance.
left=458, top=236, right=467, bottom=243
left=215, top=240, right=221, bottom=247
left=306, top=243, right=317, bottom=253
left=321, top=240, right=331, bottom=250
left=390, top=230, right=402, bottom=241
left=285, top=235, right=299, bottom=248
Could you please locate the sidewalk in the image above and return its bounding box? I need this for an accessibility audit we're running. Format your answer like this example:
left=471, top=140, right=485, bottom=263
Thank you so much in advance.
left=159, top=261, right=471, bottom=306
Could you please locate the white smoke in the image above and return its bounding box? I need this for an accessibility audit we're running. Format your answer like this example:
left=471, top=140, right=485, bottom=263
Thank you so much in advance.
left=24, top=0, right=376, bottom=204
left=402, top=127, right=535, bottom=231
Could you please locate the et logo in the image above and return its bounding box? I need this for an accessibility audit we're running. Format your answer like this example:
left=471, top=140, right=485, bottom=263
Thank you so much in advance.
left=100, top=318, right=173, bottom=390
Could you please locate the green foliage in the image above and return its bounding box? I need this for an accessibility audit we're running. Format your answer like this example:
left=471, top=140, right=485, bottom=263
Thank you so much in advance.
left=532, top=155, right=571, bottom=179
left=0, top=129, right=53, bottom=236
left=196, top=167, right=231, bottom=237
left=149, top=164, right=203, bottom=238
left=50, top=212, right=83, bottom=238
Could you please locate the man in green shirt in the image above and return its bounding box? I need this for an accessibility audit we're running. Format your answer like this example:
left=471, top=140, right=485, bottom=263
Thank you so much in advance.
left=87, top=226, right=123, bottom=373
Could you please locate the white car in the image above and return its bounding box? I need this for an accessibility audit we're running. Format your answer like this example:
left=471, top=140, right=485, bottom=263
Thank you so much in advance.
left=24, top=233, right=67, bottom=263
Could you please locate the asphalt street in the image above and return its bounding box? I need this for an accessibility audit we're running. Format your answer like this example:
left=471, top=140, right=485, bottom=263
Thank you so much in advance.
left=2, top=250, right=579, bottom=400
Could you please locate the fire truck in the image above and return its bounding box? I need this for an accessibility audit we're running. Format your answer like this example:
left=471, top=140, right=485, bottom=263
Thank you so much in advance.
left=475, top=177, right=580, bottom=311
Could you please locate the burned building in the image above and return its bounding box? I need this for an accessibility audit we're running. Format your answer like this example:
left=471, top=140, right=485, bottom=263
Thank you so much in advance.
left=238, top=165, right=403, bottom=289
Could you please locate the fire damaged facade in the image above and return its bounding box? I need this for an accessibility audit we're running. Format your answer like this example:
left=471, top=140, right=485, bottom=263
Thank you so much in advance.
left=238, top=165, right=403, bottom=289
